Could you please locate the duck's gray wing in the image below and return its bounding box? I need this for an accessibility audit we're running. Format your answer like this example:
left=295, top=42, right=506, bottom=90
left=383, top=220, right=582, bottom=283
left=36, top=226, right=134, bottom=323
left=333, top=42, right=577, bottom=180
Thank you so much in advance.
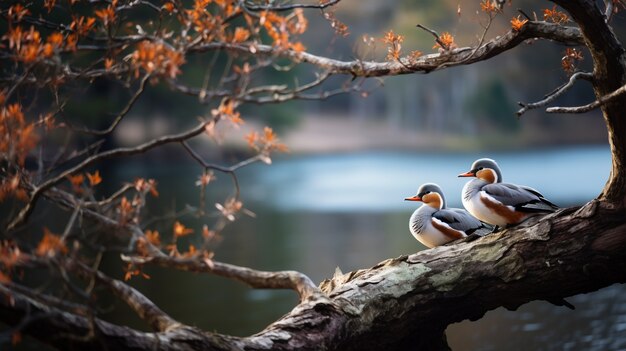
left=433, top=208, right=490, bottom=235
left=482, top=183, right=558, bottom=212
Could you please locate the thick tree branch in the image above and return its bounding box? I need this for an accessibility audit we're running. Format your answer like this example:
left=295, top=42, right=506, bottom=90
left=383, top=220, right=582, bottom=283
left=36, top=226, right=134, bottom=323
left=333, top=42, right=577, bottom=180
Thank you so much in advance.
left=552, top=0, right=626, bottom=203
left=191, top=22, right=582, bottom=77
left=0, top=284, right=239, bottom=351
left=5, top=201, right=625, bottom=350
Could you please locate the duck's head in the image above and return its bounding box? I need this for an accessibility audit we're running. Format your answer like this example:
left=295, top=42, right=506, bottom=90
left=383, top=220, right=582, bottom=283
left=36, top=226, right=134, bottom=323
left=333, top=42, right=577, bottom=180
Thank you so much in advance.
left=405, top=183, right=446, bottom=209
left=458, top=158, right=502, bottom=184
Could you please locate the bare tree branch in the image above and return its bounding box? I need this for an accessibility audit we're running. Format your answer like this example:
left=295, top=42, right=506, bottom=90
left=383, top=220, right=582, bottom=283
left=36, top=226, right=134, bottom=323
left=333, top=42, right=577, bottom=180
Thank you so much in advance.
left=125, top=255, right=328, bottom=303
left=241, top=0, right=341, bottom=11
left=71, top=262, right=182, bottom=332
left=74, top=74, right=150, bottom=136
left=7, top=119, right=214, bottom=232
left=547, top=82, right=626, bottom=113
left=517, top=71, right=594, bottom=116
left=188, top=22, right=582, bottom=77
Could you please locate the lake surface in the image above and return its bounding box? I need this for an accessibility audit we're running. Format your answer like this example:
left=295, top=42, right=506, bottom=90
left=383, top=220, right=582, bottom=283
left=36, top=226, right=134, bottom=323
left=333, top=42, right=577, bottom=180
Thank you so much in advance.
left=103, top=145, right=625, bottom=350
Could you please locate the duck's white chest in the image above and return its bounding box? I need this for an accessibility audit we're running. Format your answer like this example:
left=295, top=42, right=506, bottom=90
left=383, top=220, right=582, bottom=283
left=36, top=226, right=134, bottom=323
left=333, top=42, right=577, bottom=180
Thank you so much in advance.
left=409, top=211, right=464, bottom=248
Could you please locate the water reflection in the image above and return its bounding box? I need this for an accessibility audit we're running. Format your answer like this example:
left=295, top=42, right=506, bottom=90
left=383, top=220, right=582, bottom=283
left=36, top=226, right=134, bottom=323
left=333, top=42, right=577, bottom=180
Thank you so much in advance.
left=104, top=146, right=625, bottom=349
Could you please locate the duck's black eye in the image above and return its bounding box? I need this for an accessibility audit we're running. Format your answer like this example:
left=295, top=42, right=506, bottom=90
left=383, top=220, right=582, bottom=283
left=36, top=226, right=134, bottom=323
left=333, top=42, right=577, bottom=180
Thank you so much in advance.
left=478, top=167, right=484, bottom=170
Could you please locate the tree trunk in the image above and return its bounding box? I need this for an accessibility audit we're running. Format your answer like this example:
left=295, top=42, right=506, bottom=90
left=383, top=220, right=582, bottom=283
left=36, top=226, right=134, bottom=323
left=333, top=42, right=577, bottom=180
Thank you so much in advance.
left=553, top=0, right=626, bottom=204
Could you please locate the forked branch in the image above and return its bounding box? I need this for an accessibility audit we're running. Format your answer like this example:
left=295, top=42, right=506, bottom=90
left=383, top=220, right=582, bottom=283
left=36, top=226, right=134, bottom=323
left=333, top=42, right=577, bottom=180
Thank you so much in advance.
left=517, top=71, right=594, bottom=116
left=125, top=255, right=327, bottom=303
left=547, top=82, right=626, bottom=113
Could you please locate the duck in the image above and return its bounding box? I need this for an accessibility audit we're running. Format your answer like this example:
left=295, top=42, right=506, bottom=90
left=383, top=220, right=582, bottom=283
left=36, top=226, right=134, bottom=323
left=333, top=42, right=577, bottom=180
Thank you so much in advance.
left=405, top=183, right=491, bottom=248
left=458, top=158, right=558, bottom=228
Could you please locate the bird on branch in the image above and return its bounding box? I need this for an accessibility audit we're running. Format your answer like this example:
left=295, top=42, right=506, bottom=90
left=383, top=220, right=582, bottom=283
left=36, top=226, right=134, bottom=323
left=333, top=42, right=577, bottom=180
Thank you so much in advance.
left=405, top=183, right=491, bottom=248
left=458, top=158, right=558, bottom=230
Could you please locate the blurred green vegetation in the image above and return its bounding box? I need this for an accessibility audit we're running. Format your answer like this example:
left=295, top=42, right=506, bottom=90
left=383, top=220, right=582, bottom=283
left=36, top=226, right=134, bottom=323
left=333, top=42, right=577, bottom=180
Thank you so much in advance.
left=465, top=79, right=519, bottom=132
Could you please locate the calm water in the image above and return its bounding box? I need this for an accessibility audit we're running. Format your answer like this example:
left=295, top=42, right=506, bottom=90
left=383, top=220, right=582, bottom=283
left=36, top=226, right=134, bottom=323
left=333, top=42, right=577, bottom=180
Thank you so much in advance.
left=101, top=146, right=626, bottom=350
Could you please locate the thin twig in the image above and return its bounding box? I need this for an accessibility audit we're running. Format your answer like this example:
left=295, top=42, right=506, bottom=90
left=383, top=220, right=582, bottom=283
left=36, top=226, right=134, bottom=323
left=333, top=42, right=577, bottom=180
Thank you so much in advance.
left=547, top=82, right=626, bottom=114
left=242, top=0, right=341, bottom=12
left=517, top=71, right=593, bottom=116
left=74, top=74, right=150, bottom=136
left=416, top=24, right=447, bottom=50
left=7, top=120, right=213, bottom=231
left=125, top=255, right=327, bottom=303
left=70, top=261, right=181, bottom=332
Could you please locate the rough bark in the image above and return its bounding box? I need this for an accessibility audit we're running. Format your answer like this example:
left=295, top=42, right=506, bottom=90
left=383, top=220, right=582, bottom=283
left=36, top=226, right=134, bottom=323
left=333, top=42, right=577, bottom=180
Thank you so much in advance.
left=553, top=0, right=626, bottom=203
left=2, top=201, right=626, bottom=350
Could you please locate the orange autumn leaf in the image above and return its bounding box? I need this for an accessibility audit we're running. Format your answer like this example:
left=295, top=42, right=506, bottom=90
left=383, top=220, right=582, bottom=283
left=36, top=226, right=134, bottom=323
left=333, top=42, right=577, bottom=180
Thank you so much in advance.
left=408, top=50, right=423, bottom=63
left=68, top=173, right=84, bottom=187
left=95, top=6, right=116, bottom=26
left=544, top=5, right=569, bottom=24
left=47, top=32, right=63, bottom=47
left=70, top=16, right=96, bottom=36
left=382, top=30, right=402, bottom=45
left=244, top=131, right=259, bottom=149
left=19, top=43, right=40, bottom=63
left=134, top=178, right=159, bottom=197
left=232, top=27, right=250, bottom=43
left=65, top=34, right=78, bottom=51
left=173, top=221, right=194, bottom=237
left=561, top=48, right=584, bottom=75
left=0, top=240, right=23, bottom=270
left=44, top=0, right=56, bottom=12
left=87, top=170, right=102, bottom=186
left=131, top=40, right=185, bottom=78
left=36, top=228, right=68, bottom=257
left=163, top=2, right=175, bottom=13
left=124, top=267, right=150, bottom=281
left=8, top=4, right=30, bottom=22
left=290, top=41, right=306, bottom=53
left=511, top=16, right=528, bottom=31
left=564, top=47, right=583, bottom=61
left=215, top=198, right=243, bottom=221
left=213, top=99, right=244, bottom=126
left=105, top=58, right=114, bottom=70
left=3, top=26, right=23, bottom=50
left=433, top=32, right=456, bottom=50
left=195, top=170, right=216, bottom=187
left=480, top=0, right=498, bottom=14
left=42, top=43, right=54, bottom=57
left=145, top=230, right=161, bottom=246
left=117, top=196, right=134, bottom=224
left=263, top=126, right=277, bottom=143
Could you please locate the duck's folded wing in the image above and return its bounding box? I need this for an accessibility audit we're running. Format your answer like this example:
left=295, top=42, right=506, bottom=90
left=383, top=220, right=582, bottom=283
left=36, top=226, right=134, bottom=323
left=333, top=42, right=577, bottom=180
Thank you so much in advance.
left=434, top=208, right=485, bottom=233
left=482, top=183, right=557, bottom=212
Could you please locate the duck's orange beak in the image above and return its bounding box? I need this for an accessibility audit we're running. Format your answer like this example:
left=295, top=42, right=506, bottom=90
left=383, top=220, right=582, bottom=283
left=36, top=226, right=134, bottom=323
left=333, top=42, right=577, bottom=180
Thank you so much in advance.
left=404, top=195, right=422, bottom=202
left=458, top=171, right=475, bottom=177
